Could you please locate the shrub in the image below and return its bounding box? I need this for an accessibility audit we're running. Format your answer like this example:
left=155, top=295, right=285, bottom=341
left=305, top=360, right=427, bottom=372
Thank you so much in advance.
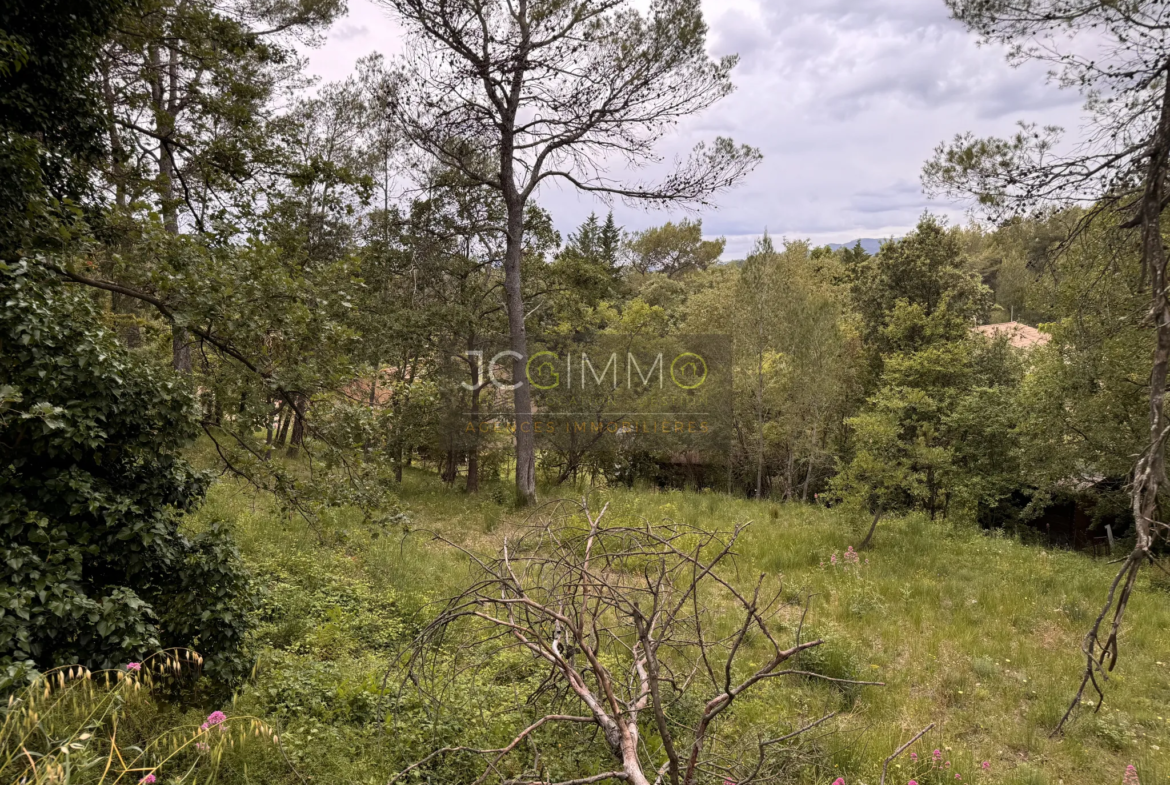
left=0, top=263, right=251, bottom=684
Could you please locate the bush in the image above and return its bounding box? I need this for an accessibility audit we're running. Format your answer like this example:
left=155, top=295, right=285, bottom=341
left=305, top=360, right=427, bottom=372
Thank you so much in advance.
left=0, top=262, right=251, bottom=684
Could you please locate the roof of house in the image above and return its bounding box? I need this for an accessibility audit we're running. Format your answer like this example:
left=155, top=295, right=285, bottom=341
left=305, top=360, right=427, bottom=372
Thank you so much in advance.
left=971, top=321, right=1050, bottom=349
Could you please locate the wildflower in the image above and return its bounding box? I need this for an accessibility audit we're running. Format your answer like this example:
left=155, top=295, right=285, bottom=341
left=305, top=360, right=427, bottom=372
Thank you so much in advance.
left=910, top=753, right=918, bottom=762
left=200, top=710, right=227, bottom=731
left=139, top=776, right=156, bottom=784
left=126, top=662, right=141, bottom=672
left=908, top=781, right=918, bottom=785
left=196, top=742, right=209, bottom=753
left=955, top=776, right=961, bottom=781
left=981, top=762, right=990, bottom=771
left=833, top=779, right=845, bottom=785
left=844, top=546, right=860, bottom=564
left=933, top=749, right=943, bottom=761
left=723, top=780, right=735, bottom=785
left=830, top=552, right=838, bottom=566
left=1124, top=764, right=1141, bottom=785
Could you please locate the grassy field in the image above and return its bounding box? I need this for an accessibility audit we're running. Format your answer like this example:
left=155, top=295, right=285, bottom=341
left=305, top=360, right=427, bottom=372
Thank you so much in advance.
left=160, top=469, right=1170, bottom=785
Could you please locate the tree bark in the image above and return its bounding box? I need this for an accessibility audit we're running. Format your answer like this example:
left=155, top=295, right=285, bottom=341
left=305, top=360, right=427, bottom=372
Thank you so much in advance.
left=286, top=394, right=307, bottom=458
left=503, top=198, right=537, bottom=506
left=467, top=369, right=481, bottom=494
left=859, top=507, right=883, bottom=550
left=275, top=402, right=293, bottom=448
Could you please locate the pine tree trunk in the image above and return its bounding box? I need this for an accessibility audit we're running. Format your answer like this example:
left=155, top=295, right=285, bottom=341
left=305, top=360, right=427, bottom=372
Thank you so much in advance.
left=466, top=375, right=481, bottom=493
left=503, top=198, right=537, bottom=506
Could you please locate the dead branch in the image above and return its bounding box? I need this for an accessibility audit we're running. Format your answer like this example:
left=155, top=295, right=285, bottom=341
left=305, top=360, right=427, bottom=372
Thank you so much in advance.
left=878, top=723, right=935, bottom=785
left=387, top=499, right=880, bottom=785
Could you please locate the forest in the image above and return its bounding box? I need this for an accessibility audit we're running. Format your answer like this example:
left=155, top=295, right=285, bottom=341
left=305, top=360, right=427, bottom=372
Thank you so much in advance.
left=1, top=1, right=1169, bottom=784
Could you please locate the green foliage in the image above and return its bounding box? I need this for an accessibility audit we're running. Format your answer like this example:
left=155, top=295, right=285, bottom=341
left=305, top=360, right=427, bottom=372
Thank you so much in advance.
left=847, top=214, right=991, bottom=379
left=626, top=217, right=725, bottom=279
left=835, top=216, right=1020, bottom=524
left=0, top=263, right=251, bottom=682
left=0, top=0, right=125, bottom=259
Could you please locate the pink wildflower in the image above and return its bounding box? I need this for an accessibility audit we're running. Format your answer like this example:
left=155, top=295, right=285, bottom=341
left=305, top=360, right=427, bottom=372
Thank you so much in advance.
left=910, top=752, right=918, bottom=762
left=200, top=710, right=227, bottom=731
left=956, top=776, right=962, bottom=781
left=139, top=776, right=156, bottom=784
left=933, top=749, right=943, bottom=761
left=196, top=742, right=209, bottom=753
left=126, top=662, right=141, bottom=672
left=833, top=779, right=845, bottom=785
left=908, top=781, right=918, bottom=785
left=1123, top=764, right=1141, bottom=785
left=723, top=780, right=735, bottom=785
left=830, top=552, right=838, bottom=565
left=981, top=761, right=990, bottom=771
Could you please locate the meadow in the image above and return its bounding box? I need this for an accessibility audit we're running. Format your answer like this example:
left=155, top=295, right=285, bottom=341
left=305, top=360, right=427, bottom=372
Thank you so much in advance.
left=72, top=469, right=1163, bottom=785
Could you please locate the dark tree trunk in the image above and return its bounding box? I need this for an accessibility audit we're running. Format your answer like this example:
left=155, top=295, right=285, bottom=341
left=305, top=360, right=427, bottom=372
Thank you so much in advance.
left=859, top=507, right=883, bottom=550
left=287, top=397, right=306, bottom=458
left=172, top=326, right=192, bottom=374
left=264, top=397, right=276, bottom=457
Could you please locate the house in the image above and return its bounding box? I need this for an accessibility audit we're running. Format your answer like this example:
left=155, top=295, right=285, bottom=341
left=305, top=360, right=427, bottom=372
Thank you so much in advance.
left=970, top=321, right=1050, bottom=349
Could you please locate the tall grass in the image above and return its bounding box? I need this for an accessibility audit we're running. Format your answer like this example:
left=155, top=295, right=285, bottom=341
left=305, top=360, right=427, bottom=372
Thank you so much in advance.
left=31, top=469, right=1165, bottom=785
left=1, top=650, right=284, bottom=785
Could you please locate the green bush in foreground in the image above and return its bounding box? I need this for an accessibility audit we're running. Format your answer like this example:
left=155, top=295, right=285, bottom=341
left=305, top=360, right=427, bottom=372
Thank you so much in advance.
left=0, top=262, right=251, bottom=685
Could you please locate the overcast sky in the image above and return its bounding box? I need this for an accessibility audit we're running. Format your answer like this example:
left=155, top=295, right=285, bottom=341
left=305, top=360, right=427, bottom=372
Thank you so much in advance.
left=304, top=0, right=1087, bottom=258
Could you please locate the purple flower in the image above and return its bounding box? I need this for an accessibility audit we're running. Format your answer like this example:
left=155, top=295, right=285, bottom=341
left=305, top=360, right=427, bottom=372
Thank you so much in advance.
left=908, top=781, right=919, bottom=785
left=981, top=761, right=990, bottom=771
left=933, top=749, right=943, bottom=761
left=1124, top=764, right=1141, bottom=785
left=200, top=710, right=227, bottom=731
left=139, top=776, right=156, bottom=784
left=126, top=662, right=141, bottom=672
left=910, top=752, right=918, bottom=762
left=833, top=779, right=845, bottom=785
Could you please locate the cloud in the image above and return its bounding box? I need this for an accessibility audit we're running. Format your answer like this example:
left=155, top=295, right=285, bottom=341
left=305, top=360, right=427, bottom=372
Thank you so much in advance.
left=330, top=23, right=369, bottom=42
left=303, top=0, right=1089, bottom=257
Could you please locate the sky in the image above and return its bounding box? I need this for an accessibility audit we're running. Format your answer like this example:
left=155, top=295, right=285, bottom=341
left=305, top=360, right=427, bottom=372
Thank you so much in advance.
left=304, top=0, right=1088, bottom=259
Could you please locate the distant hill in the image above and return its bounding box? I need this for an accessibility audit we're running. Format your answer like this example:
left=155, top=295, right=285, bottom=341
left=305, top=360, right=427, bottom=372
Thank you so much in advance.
left=826, top=238, right=890, bottom=255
